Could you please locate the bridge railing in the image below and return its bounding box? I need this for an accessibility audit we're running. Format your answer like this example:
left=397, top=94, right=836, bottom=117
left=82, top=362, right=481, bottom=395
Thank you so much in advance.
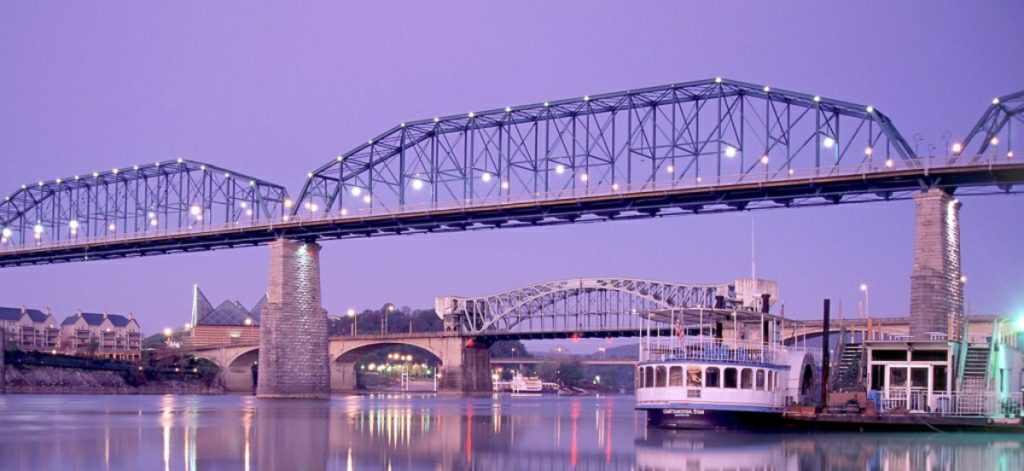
left=2, top=151, right=1018, bottom=255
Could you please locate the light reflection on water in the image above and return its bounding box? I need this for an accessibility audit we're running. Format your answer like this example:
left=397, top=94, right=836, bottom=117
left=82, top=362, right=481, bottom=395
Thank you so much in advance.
left=0, top=394, right=1021, bottom=470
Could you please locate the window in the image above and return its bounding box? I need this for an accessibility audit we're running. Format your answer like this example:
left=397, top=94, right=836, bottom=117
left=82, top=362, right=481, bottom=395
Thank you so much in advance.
left=669, top=366, right=683, bottom=387
left=656, top=366, right=667, bottom=387
left=687, top=366, right=703, bottom=387
left=741, top=368, right=753, bottom=389
left=767, top=370, right=774, bottom=391
left=724, top=368, right=737, bottom=388
left=644, top=366, right=654, bottom=389
left=706, top=367, right=720, bottom=388
left=756, top=370, right=765, bottom=390
left=932, top=365, right=948, bottom=393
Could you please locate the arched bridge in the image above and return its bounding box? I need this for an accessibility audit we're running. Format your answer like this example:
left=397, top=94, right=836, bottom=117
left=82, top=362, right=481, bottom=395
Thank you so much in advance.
left=2, top=79, right=1023, bottom=267
left=435, top=277, right=776, bottom=338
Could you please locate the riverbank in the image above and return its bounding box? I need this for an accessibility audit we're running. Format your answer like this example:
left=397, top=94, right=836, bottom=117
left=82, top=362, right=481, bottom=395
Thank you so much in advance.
left=3, top=365, right=223, bottom=395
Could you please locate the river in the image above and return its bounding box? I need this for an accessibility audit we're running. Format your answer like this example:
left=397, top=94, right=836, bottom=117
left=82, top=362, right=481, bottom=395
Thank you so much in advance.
left=0, top=394, right=1021, bottom=470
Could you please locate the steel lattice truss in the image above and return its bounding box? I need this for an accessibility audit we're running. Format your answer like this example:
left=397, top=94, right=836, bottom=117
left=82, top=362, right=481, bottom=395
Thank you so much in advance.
left=437, top=278, right=757, bottom=337
left=296, top=78, right=915, bottom=217
left=957, top=89, right=1024, bottom=160
left=0, top=160, right=288, bottom=247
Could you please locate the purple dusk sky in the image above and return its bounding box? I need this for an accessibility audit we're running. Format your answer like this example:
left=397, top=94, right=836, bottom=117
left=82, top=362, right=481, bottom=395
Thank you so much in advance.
left=2, top=2, right=1023, bottom=346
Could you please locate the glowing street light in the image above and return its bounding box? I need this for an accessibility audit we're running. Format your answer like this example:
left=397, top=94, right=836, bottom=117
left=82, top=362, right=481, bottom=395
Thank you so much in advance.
left=951, top=142, right=964, bottom=155
left=823, top=137, right=836, bottom=149
left=724, top=146, right=737, bottom=158
left=860, top=283, right=870, bottom=320
left=481, top=172, right=492, bottom=183
left=347, top=308, right=358, bottom=335
left=555, top=164, right=566, bottom=174
left=410, top=178, right=424, bottom=190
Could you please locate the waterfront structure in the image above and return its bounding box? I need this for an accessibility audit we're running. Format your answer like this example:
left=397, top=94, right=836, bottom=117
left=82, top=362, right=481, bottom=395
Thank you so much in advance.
left=58, top=312, right=143, bottom=360
left=0, top=306, right=59, bottom=351
left=184, top=285, right=263, bottom=348
left=1, top=79, right=1021, bottom=398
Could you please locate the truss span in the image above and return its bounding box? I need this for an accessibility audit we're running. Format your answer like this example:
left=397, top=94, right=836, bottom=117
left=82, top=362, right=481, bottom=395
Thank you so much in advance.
left=0, top=159, right=288, bottom=249
left=955, top=89, right=1024, bottom=161
left=296, top=78, right=916, bottom=218
left=435, top=278, right=776, bottom=337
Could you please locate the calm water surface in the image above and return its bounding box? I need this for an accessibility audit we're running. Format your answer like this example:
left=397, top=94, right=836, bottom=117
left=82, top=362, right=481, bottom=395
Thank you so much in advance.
left=0, top=394, right=1022, bottom=470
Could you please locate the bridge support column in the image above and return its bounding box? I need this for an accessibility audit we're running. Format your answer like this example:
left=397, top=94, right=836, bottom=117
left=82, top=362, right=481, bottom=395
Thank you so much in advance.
left=910, top=189, right=963, bottom=340
left=435, top=337, right=493, bottom=393
left=331, top=361, right=358, bottom=392
left=257, top=238, right=330, bottom=398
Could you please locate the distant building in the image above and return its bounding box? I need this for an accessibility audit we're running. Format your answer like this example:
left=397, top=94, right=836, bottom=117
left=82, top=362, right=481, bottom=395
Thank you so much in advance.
left=59, top=312, right=143, bottom=361
left=185, top=285, right=262, bottom=347
left=0, top=306, right=60, bottom=351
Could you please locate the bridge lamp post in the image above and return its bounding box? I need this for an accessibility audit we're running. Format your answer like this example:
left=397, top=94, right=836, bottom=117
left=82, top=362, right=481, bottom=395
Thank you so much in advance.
left=382, top=304, right=395, bottom=335
left=244, top=317, right=254, bottom=341
left=162, top=327, right=173, bottom=347
left=347, top=308, right=357, bottom=335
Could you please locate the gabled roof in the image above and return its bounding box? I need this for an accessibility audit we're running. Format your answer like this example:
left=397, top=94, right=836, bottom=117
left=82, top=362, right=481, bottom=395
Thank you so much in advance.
left=0, top=306, right=25, bottom=321
left=24, top=309, right=49, bottom=323
left=0, top=307, right=49, bottom=323
left=61, top=312, right=133, bottom=327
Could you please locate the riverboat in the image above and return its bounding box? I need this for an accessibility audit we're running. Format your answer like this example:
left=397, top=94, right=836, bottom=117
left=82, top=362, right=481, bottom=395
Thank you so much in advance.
left=636, top=279, right=820, bottom=429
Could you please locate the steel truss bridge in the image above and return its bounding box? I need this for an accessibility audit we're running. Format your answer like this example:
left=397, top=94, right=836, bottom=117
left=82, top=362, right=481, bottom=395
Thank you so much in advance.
left=435, top=277, right=773, bottom=339
left=1, top=78, right=1022, bottom=267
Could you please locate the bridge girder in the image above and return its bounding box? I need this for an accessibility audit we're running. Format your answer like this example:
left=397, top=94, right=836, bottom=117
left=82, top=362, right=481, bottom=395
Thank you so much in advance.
left=296, top=78, right=916, bottom=218
left=0, top=159, right=288, bottom=248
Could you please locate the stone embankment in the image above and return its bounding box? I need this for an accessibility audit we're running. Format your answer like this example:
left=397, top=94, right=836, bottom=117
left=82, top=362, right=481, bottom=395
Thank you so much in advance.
left=3, top=365, right=223, bottom=395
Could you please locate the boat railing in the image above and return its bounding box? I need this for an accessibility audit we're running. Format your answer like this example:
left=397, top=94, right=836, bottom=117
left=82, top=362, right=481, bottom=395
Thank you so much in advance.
left=882, top=389, right=1022, bottom=417
left=640, top=336, right=793, bottom=365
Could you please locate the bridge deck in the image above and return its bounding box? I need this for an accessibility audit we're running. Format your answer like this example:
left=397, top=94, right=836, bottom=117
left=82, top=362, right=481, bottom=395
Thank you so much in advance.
left=2, top=162, right=1022, bottom=267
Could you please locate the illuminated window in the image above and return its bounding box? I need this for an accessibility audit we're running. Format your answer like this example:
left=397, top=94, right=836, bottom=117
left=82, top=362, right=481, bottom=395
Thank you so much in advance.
left=687, top=366, right=703, bottom=387
left=756, top=370, right=766, bottom=390
left=656, top=366, right=668, bottom=387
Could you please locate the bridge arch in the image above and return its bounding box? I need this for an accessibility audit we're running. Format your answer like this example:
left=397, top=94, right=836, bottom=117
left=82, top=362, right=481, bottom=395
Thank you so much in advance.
left=190, top=345, right=260, bottom=392
left=436, top=278, right=772, bottom=336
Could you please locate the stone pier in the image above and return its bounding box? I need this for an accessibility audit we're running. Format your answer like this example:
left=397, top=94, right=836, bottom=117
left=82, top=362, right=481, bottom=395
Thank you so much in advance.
left=257, top=238, right=330, bottom=398
left=909, top=189, right=963, bottom=340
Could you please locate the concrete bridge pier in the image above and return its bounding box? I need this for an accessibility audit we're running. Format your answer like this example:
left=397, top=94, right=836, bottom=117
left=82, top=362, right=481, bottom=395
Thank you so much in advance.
left=437, top=339, right=493, bottom=393
left=909, top=189, right=964, bottom=340
left=257, top=238, right=330, bottom=398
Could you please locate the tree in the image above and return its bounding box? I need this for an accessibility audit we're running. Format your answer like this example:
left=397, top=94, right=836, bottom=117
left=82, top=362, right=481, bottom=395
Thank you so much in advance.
left=558, top=359, right=585, bottom=387
left=537, top=360, right=560, bottom=383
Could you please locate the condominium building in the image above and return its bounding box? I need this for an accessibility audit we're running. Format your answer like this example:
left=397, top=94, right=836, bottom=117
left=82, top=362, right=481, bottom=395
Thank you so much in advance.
left=59, top=312, right=143, bottom=361
left=0, top=306, right=60, bottom=351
